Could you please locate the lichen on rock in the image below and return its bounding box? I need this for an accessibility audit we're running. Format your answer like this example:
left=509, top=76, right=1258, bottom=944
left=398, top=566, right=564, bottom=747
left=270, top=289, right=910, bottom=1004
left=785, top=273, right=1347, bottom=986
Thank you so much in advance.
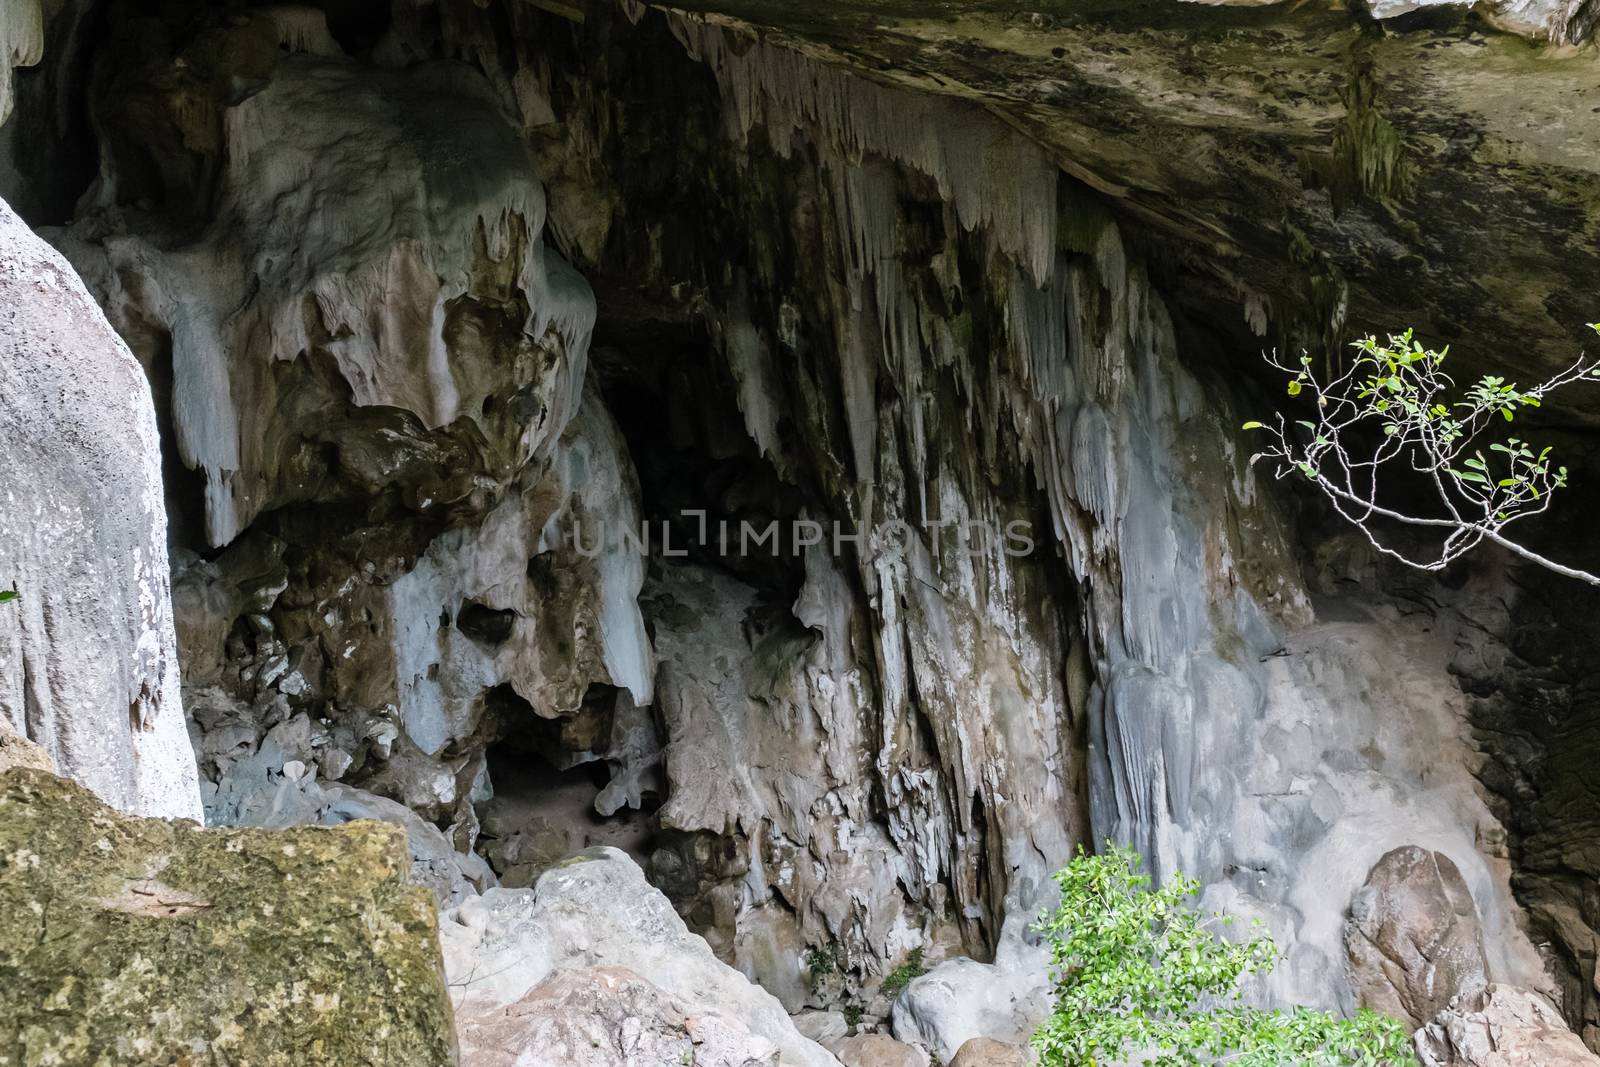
left=0, top=767, right=457, bottom=1067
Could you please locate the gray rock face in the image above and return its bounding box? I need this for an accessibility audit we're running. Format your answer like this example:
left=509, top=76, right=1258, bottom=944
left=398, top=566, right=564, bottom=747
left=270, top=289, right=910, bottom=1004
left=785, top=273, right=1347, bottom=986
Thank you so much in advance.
left=457, top=965, right=780, bottom=1067
left=440, top=847, right=841, bottom=1067
left=0, top=194, right=199, bottom=820
left=1346, top=846, right=1489, bottom=1029
left=1416, top=985, right=1600, bottom=1067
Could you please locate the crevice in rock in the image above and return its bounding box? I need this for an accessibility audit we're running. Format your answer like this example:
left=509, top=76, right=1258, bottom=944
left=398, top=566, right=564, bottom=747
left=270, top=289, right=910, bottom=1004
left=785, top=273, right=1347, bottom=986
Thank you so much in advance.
left=476, top=686, right=657, bottom=887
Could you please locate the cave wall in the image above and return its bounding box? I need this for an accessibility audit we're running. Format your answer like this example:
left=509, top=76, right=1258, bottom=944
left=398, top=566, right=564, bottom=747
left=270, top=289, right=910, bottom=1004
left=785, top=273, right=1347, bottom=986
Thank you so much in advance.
left=4, top=0, right=1599, bottom=1046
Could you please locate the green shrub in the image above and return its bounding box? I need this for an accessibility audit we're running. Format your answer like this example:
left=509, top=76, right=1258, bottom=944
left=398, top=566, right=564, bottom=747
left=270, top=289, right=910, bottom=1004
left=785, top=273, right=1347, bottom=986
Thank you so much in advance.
left=805, top=943, right=842, bottom=977
left=881, top=947, right=926, bottom=996
left=1033, top=844, right=1418, bottom=1067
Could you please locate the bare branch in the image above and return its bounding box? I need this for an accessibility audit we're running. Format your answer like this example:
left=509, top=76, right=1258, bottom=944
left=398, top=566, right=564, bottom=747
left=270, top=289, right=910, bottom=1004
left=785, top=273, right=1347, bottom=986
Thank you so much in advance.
left=1244, top=325, right=1600, bottom=586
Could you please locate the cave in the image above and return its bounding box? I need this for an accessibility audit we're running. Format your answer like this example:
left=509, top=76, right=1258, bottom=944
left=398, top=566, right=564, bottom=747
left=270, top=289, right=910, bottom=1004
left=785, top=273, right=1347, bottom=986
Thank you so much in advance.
left=476, top=683, right=659, bottom=887
left=4, top=0, right=1600, bottom=1063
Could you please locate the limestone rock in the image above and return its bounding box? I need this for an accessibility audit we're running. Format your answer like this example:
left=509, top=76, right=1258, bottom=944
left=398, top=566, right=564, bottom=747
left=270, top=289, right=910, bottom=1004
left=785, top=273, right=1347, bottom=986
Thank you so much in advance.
left=0, top=194, right=199, bottom=820
left=1346, top=846, right=1489, bottom=1029
left=1415, top=985, right=1600, bottom=1067
left=0, top=715, right=51, bottom=774
left=795, top=1012, right=850, bottom=1047
left=0, top=1, right=42, bottom=127
left=457, top=965, right=778, bottom=1067
left=0, top=767, right=455, bottom=1066
left=891, top=914, right=1051, bottom=1064
left=264, top=775, right=495, bottom=908
left=441, top=846, right=841, bottom=1067
left=826, top=1033, right=929, bottom=1067
left=949, top=1038, right=1033, bottom=1067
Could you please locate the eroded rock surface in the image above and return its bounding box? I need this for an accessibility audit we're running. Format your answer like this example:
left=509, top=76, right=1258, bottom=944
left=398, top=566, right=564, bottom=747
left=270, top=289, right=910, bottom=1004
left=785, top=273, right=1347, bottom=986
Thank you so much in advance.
left=1416, top=985, right=1600, bottom=1067
left=1347, top=846, right=1490, bottom=1029
left=890, top=914, right=1051, bottom=1063
left=441, top=846, right=841, bottom=1067
left=0, top=194, right=199, bottom=820
left=0, top=767, right=455, bottom=1067
left=458, top=966, right=779, bottom=1067
left=949, top=1038, right=1033, bottom=1067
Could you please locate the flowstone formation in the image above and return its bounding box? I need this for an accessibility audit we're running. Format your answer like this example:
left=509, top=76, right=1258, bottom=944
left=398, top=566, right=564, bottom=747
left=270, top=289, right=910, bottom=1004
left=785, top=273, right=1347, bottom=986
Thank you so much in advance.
left=4, top=0, right=1600, bottom=1061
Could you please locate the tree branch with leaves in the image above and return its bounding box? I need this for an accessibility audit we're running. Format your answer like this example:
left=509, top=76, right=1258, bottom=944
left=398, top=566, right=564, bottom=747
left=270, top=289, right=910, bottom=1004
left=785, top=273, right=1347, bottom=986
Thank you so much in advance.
left=1243, top=325, right=1600, bottom=585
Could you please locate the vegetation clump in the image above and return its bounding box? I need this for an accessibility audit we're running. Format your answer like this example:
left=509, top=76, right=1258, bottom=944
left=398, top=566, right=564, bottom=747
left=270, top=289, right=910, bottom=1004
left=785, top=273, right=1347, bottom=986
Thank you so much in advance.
left=1246, top=325, right=1600, bottom=585
left=1033, top=844, right=1418, bottom=1067
left=881, top=947, right=926, bottom=996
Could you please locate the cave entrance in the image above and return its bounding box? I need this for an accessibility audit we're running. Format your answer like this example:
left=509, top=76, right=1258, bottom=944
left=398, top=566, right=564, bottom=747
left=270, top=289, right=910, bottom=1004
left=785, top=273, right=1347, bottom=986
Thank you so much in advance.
left=474, top=685, right=657, bottom=888
left=590, top=308, right=814, bottom=596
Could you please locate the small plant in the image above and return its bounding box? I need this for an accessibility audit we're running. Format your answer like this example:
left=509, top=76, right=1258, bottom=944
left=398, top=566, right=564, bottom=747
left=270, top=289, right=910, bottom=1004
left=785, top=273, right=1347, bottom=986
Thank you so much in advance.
left=842, top=1001, right=864, bottom=1028
left=1245, top=325, right=1600, bottom=585
left=880, top=946, right=926, bottom=996
left=1033, top=844, right=1418, bottom=1067
left=805, top=943, right=842, bottom=977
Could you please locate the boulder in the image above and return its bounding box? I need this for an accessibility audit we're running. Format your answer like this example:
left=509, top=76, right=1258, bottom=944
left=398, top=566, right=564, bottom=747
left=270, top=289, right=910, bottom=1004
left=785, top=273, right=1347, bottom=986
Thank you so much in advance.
left=950, top=1038, right=1033, bottom=1067
left=827, top=1033, right=929, bottom=1067
left=1346, top=846, right=1490, bottom=1028
left=891, top=914, right=1050, bottom=1064
left=0, top=195, right=199, bottom=819
left=0, top=715, right=51, bottom=774
left=1415, top=985, right=1600, bottom=1067
left=794, top=1012, right=850, bottom=1047
left=441, top=846, right=841, bottom=1067
left=0, top=767, right=455, bottom=1066
left=456, top=965, right=778, bottom=1067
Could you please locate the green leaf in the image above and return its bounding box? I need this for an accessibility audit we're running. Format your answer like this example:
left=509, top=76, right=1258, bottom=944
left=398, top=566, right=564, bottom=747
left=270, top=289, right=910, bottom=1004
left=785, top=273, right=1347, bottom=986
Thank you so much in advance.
left=0, top=591, right=16, bottom=604
left=1287, top=380, right=1303, bottom=398
left=1241, top=421, right=1266, bottom=431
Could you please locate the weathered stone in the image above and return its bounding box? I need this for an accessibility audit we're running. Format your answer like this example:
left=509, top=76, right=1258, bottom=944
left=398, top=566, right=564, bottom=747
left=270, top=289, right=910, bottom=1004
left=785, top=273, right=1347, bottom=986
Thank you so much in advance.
left=0, top=767, right=456, bottom=1066
left=795, top=1011, right=851, bottom=1047
left=441, top=846, right=841, bottom=1067
left=457, top=965, right=778, bottom=1067
left=0, top=1, right=42, bottom=128
left=0, top=715, right=51, bottom=774
left=1346, top=846, right=1490, bottom=1029
left=826, top=1033, right=929, bottom=1067
left=1415, top=985, right=1600, bottom=1067
left=0, top=194, right=199, bottom=820
left=891, top=915, right=1051, bottom=1064
left=949, top=1038, right=1033, bottom=1067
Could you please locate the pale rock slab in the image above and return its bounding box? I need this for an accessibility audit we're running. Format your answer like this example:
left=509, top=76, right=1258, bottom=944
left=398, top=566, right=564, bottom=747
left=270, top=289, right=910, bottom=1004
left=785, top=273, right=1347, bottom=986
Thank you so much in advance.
left=949, top=1038, right=1033, bottom=1067
left=826, top=1033, right=929, bottom=1067
left=441, top=846, right=843, bottom=1067
left=1415, top=985, right=1600, bottom=1067
left=457, top=965, right=780, bottom=1067
left=0, top=194, right=200, bottom=820
left=890, top=914, right=1051, bottom=1065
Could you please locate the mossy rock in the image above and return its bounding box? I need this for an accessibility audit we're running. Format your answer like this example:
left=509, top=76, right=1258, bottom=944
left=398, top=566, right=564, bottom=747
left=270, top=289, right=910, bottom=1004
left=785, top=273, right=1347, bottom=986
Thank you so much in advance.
left=0, top=768, right=457, bottom=1066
